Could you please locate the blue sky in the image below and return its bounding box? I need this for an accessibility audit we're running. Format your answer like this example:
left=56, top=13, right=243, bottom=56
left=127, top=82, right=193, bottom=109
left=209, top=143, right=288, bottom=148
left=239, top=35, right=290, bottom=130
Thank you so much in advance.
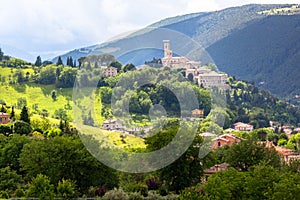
left=0, top=0, right=299, bottom=60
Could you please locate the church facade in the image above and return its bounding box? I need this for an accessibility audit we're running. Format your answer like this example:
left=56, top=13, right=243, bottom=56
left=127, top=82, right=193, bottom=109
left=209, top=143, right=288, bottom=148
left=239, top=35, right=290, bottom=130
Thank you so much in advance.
left=161, top=40, right=191, bottom=68
left=161, top=40, right=229, bottom=89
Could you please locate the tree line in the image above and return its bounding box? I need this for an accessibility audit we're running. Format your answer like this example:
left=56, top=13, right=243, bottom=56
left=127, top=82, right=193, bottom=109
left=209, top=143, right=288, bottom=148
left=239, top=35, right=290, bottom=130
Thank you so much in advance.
left=1, top=118, right=299, bottom=199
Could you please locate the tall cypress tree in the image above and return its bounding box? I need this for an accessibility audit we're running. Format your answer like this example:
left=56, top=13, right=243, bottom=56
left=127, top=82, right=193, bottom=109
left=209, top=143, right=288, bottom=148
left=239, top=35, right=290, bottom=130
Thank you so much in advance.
left=56, top=56, right=63, bottom=66
left=10, top=106, right=15, bottom=119
left=69, top=57, right=73, bottom=67
left=34, top=56, right=42, bottom=66
left=0, top=48, right=3, bottom=61
left=20, top=106, right=30, bottom=124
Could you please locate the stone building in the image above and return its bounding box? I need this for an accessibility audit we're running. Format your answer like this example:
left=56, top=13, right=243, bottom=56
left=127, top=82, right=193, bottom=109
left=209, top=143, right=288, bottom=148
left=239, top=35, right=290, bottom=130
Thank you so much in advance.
left=101, top=66, right=117, bottom=78
left=186, top=67, right=229, bottom=89
left=191, top=109, right=204, bottom=118
left=161, top=40, right=191, bottom=68
left=233, top=122, right=254, bottom=132
left=161, top=40, right=229, bottom=89
left=212, top=134, right=242, bottom=149
left=265, top=141, right=300, bottom=163
left=0, top=112, right=10, bottom=124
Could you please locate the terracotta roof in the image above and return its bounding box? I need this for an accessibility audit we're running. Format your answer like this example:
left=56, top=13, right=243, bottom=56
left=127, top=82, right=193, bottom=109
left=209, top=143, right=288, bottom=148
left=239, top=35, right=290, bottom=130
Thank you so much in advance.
left=212, top=137, right=229, bottom=142
left=0, top=112, right=10, bottom=117
left=192, top=109, right=204, bottom=114
left=212, top=134, right=242, bottom=142
left=265, top=141, right=294, bottom=156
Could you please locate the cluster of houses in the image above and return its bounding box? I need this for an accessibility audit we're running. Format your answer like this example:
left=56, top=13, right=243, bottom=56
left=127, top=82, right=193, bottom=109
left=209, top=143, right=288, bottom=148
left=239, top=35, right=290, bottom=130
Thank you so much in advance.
left=98, top=40, right=230, bottom=89
left=201, top=121, right=300, bottom=176
left=102, top=119, right=151, bottom=135
left=161, top=40, right=229, bottom=89
left=271, top=125, right=300, bottom=137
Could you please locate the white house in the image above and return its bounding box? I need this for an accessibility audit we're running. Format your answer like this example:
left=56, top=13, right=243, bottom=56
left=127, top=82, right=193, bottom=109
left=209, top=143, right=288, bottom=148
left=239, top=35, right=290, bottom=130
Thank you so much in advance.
left=233, top=122, right=254, bottom=132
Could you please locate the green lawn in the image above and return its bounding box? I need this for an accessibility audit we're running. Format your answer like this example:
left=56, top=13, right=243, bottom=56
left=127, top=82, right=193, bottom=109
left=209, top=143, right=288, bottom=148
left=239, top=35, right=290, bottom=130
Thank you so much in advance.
left=0, top=66, right=34, bottom=79
left=0, top=83, right=73, bottom=119
left=77, top=124, right=146, bottom=149
left=0, top=66, right=145, bottom=149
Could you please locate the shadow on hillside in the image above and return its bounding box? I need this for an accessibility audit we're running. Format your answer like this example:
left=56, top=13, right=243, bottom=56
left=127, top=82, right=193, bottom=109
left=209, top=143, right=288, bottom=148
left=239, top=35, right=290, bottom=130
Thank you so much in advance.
left=11, top=83, right=26, bottom=93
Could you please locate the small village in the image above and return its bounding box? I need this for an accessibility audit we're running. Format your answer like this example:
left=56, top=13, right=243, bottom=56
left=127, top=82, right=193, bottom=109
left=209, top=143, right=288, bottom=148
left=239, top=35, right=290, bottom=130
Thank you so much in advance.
left=94, top=40, right=300, bottom=168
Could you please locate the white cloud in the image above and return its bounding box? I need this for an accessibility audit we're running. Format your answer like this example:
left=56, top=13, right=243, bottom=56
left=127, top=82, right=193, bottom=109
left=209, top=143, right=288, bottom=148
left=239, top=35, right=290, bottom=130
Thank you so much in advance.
left=0, top=0, right=299, bottom=57
left=186, top=0, right=220, bottom=13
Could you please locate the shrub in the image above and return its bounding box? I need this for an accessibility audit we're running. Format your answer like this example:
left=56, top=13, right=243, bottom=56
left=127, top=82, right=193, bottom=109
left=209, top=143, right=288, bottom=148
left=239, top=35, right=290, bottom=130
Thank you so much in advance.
left=25, top=174, right=55, bottom=199
left=15, top=188, right=25, bottom=197
left=179, top=186, right=205, bottom=200
left=145, top=191, right=164, bottom=200
left=0, top=190, right=9, bottom=199
left=164, top=194, right=179, bottom=200
left=0, top=124, right=12, bottom=135
left=47, top=128, right=62, bottom=137
left=146, top=177, right=162, bottom=190
left=0, top=167, right=23, bottom=192
left=95, top=186, right=107, bottom=197
left=32, top=131, right=44, bottom=138
left=57, top=179, right=77, bottom=199
left=128, top=192, right=144, bottom=200
left=13, top=120, right=32, bottom=135
left=103, top=188, right=129, bottom=200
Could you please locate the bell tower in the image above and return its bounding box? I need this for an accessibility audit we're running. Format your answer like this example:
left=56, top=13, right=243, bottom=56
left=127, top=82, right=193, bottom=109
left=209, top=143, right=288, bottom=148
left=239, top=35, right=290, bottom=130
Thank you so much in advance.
left=163, top=40, right=172, bottom=58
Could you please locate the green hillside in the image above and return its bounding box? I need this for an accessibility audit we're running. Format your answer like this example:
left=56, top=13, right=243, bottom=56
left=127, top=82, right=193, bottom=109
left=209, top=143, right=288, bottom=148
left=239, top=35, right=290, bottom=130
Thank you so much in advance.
left=207, top=14, right=300, bottom=98
left=0, top=83, right=72, bottom=118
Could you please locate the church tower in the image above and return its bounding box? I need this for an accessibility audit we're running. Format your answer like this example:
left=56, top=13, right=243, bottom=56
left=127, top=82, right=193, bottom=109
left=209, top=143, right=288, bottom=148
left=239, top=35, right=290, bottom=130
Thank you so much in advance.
left=163, top=40, right=172, bottom=58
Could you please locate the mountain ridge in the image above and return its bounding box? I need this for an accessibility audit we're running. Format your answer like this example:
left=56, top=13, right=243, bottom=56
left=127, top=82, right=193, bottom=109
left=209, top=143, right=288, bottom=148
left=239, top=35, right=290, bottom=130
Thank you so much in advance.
left=53, top=4, right=300, bottom=101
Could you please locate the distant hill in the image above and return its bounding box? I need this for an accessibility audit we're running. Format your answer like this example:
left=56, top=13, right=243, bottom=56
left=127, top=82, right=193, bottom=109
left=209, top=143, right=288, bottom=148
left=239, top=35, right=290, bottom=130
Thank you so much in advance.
left=53, top=4, right=300, bottom=100
left=0, top=43, right=35, bottom=62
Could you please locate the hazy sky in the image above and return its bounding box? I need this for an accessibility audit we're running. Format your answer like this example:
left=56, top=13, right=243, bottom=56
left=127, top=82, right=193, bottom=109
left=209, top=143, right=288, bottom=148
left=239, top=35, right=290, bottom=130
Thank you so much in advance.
left=0, top=0, right=299, bottom=58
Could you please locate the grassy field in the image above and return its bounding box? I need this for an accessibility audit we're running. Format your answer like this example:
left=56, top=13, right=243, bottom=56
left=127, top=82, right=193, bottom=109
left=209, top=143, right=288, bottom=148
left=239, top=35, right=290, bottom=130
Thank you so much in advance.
left=78, top=125, right=146, bottom=149
left=0, top=66, right=104, bottom=122
left=0, top=83, right=73, bottom=119
left=0, top=66, right=34, bottom=79
left=0, top=66, right=145, bottom=148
